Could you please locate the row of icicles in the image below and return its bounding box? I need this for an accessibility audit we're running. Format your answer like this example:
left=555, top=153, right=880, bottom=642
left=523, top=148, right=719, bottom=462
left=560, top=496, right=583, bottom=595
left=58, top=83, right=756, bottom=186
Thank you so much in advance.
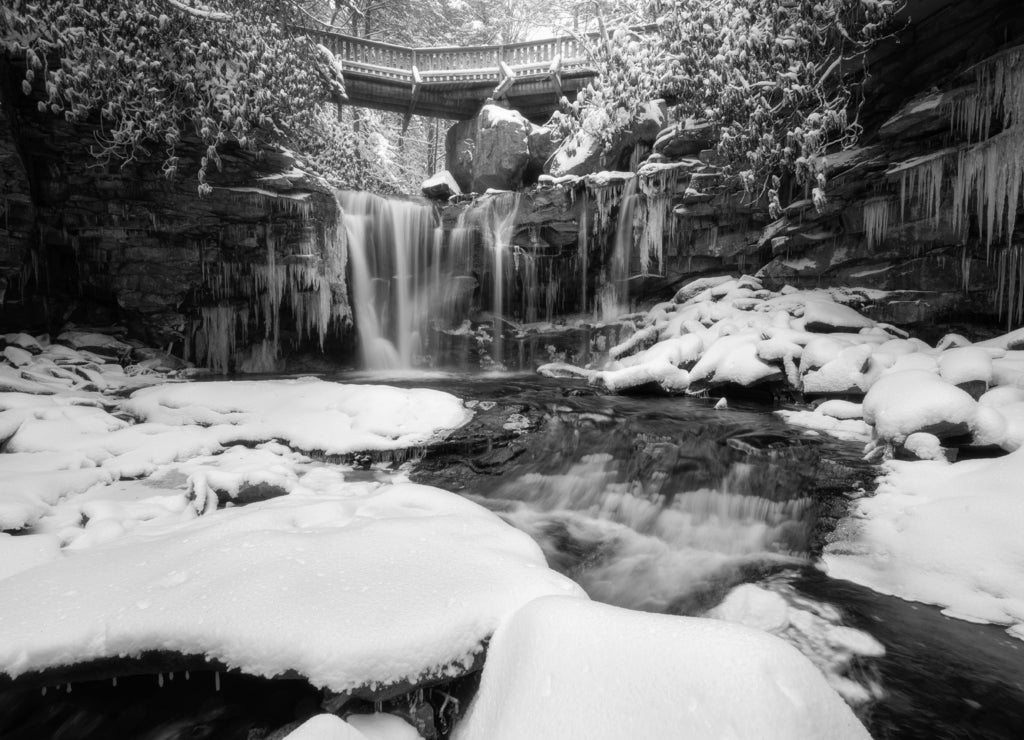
left=878, top=48, right=1024, bottom=326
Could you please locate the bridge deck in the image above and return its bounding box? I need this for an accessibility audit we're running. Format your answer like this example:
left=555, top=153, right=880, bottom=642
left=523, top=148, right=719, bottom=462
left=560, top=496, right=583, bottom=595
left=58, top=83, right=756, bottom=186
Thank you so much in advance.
left=304, top=27, right=605, bottom=121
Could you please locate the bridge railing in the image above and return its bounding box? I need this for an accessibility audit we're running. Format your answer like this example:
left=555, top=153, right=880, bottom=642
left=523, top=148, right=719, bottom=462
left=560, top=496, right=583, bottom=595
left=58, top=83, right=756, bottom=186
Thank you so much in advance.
left=300, top=26, right=610, bottom=84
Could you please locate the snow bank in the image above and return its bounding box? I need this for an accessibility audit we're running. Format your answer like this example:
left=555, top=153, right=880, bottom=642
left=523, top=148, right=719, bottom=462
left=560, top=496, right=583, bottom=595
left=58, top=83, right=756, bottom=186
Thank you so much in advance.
left=824, top=448, right=1024, bottom=638
left=123, top=378, right=472, bottom=454
left=0, top=481, right=583, bottom=689
left=454, top=596, right=869, bottom=740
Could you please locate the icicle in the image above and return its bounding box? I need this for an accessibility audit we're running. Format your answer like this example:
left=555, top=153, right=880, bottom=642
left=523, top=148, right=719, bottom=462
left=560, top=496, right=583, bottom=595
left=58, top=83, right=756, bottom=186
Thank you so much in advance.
left=897, top=151, right=947, bottom=228
left=578, top=191, right=589, bottom=313
left=995, top=245, right=1024, bottom=329
left=194, top=305, right=247, bottom=375
left=951, top=47, right=1024, bottom=142
left=639, top=195, right=669, bottom=276
left=952, top=126, right=1024, bottom=252
left=863, top=197, right=892, bottom=250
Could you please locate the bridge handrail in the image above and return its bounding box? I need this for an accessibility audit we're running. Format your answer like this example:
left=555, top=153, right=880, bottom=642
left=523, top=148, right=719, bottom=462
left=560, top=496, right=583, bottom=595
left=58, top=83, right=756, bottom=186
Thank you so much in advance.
left=298, top=24, right=658, bottom=79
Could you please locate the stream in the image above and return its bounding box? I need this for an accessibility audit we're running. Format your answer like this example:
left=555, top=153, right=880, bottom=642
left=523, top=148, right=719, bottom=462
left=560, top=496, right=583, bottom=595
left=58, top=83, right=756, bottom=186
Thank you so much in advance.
left=1, top=373, right=1022, bottom=739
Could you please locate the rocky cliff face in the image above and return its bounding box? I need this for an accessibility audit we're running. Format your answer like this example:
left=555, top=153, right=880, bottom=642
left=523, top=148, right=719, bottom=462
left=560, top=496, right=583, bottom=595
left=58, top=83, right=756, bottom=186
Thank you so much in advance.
left=436, top=0, right=1024, bottom=341
left=0, top=60, right=351, bottom=370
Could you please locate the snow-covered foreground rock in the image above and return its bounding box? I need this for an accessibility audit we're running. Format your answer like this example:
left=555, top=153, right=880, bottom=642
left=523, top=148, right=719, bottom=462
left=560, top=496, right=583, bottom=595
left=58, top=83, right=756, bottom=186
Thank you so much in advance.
left=0, top=480, right=582, bottom=690
left=454, top=596, right=870, bottom=740
left=823, top=449, right=1024, bottom=639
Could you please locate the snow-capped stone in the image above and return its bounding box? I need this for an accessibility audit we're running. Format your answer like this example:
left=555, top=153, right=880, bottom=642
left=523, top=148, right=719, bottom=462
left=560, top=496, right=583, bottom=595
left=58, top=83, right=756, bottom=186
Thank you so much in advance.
left=454, top=596, right=870, bottom=740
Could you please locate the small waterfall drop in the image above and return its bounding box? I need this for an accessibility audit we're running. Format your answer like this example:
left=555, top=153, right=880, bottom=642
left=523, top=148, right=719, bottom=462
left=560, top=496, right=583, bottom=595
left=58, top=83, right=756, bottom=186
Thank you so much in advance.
left=474, top=192, right=521, bottom=368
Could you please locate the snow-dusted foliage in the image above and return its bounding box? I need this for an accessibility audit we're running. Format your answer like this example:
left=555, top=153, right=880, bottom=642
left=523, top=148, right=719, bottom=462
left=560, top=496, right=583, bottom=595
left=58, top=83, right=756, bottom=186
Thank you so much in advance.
left=0, top=1, right=385, bottom=192
left=570, top=0, right=899, bottom=205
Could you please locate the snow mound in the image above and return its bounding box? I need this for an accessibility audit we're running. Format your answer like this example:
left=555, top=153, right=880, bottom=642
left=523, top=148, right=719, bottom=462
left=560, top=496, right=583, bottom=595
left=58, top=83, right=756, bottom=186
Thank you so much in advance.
left=123, top=378, right=472, bottom=454
left=285, top=714, right=369, bottom=740
left=862, top=370, right=977, bottom=444
left=454, top=596, right=869, bottom=740
left=0, top=481, right=584, bottom=689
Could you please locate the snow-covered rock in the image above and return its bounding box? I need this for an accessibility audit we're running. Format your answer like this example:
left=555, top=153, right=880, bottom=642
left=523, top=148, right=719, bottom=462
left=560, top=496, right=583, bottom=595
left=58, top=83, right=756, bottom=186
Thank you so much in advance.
left=122, top=378, right=472, bottom=455
left=0, top=482, right=584, bottom=689
left=284, top=713, right=421, bottom=740
left=420, top=169, right=461, bottom=200
left=454, top=596, right=870, bottom=740
left=862, top=370, right=978, bottom=444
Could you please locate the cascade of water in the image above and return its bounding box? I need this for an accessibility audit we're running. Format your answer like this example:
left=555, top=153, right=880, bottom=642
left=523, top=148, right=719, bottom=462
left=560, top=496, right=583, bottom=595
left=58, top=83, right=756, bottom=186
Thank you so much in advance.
left=460, top=191, right=521, bottom=368
left=339, top=190, right=444, bottom=369
left=599, top=177, right=639, bottom=321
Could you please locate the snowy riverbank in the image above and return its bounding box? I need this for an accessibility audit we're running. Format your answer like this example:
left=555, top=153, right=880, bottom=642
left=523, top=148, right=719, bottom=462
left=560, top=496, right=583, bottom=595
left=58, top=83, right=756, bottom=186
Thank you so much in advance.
left=543, top=275, right=1024, bottom=641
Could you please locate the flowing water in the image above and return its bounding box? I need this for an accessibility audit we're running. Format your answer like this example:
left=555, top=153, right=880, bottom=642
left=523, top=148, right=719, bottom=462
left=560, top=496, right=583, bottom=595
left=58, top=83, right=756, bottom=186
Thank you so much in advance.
left=396, top=373, right=1024, bottom=739
left=340, top=190, right=528, bottom=370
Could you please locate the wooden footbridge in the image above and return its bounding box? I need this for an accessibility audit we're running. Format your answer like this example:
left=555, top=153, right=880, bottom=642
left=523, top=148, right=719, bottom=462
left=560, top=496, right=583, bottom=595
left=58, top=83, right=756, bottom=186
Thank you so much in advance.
left=303, top=26, right=606, bottom=122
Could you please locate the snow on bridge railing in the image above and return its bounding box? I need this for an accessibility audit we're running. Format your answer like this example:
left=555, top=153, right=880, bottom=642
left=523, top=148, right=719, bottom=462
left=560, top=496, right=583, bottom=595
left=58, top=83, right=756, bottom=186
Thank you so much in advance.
left=297, top=26, right=635, bottom=83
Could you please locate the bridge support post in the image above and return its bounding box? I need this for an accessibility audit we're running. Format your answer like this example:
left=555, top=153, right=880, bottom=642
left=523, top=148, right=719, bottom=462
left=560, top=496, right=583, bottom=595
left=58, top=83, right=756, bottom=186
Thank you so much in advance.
left=548, top=55, right=563, bottom=101
left=403, top=64, right=423, bottom=134
left=492, top=60, right=517, bottom=100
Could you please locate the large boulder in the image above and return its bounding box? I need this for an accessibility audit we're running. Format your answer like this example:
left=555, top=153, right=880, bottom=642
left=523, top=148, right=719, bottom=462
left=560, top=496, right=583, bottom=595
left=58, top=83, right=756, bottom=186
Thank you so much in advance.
left=548, top=100, right=667, bottom=178
left=445, top=105, right=565, bottom=193
left=525, top=120, right=563, bottom=179
left=445, top=117, right=477, bottom=192
left=473, top=105, right=531, bottom=191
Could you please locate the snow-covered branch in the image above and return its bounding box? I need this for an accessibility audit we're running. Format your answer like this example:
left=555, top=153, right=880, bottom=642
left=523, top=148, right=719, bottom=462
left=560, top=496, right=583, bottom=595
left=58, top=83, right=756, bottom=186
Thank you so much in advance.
left=165, top=0, right=233, bottom=22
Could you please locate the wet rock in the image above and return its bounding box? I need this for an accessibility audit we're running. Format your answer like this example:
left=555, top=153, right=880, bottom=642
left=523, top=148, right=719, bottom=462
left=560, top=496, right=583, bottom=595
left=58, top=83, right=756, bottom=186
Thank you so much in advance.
left=130, top=347, right=190, bottom=372
left=653, top=119, right=715, bottom=159
left=526, top=122, right=563, bottom=179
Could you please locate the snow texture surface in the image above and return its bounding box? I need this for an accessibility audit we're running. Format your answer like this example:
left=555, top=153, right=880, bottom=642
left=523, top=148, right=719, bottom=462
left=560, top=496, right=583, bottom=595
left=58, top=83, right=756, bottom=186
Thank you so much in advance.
left=454, top=596, right=870, bottom=740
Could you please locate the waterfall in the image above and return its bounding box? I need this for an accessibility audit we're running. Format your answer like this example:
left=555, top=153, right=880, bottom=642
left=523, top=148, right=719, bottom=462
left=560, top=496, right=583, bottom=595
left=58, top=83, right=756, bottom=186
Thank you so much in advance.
left=339, top=190, right=445, bottom=369
left=452, top=191, right=522, bottom=369
left=599, top=177, right=639, bottom=321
